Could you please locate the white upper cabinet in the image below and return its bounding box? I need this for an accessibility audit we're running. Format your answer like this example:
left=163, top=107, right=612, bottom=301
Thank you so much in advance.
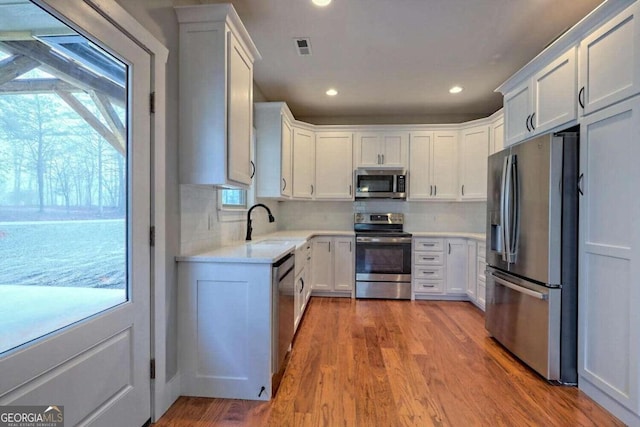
left=491, top=112, right=504, bottom=154
left=459, top=125, right=489, bottom=200
left=431, top=131, right=459, bottom=200
left=355, top=131, right=408, bottom=168
left=255, top=102, right=293, bottom=199
left=408, top=131, right=458, bottom=201
left=579, top=1, right=640, bottom=115
left=176, top=4, right=260, bottom=187
left=503, top=47, right=577, bottom=147
left=504, top=82, right=531, bottom=146
left=408, top=132, right=433, bottom=200
left=292, top=127, right=315, bottom=199
left=315, top=132, right=354, bottom=200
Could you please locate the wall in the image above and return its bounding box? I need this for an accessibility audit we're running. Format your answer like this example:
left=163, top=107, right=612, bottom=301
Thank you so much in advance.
left=279, top=200, right=486, bottom=233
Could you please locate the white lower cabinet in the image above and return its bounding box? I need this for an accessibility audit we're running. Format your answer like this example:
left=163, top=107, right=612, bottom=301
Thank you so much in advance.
left=475, top=243, right=486, bottom=310
left=466, top=240, right=477, bottom=301
left=445, top=239, right=467, bottom=295
left=311, top=236, right=354, bottom=296
left=178, top=261, right=273, bottom=400
left=294, top=241, right=313, bottom=332
left=413, top=236, right=486, bottom=310
left=578, top=95, right=640, bottom=426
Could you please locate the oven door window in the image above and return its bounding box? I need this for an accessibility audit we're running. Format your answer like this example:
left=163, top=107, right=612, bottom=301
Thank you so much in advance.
left=356, top=244, right=410, bottom=274
left=357, top=175, right=393, bottom=193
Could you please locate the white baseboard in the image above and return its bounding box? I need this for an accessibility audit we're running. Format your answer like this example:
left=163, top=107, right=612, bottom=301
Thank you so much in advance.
left=579, top=377, right=640, bottom=427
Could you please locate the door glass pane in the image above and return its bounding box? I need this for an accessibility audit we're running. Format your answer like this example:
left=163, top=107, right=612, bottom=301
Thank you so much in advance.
left=0, top=2, right=128, bottom=354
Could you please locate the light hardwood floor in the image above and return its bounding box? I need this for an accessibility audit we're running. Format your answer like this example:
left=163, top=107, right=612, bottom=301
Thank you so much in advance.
left=154, top=297, right=623, bottom=427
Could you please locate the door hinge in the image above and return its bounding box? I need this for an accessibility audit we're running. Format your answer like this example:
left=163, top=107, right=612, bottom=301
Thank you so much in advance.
left=150, top=226, right=155, bottom=247
left=149, top=92, right=156, bottom=114
left=150, top=359, right=156, bottom=379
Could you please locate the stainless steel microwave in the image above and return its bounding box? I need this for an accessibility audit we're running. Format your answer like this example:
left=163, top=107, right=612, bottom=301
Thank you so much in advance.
left=354, top=169, right=407, bottom=200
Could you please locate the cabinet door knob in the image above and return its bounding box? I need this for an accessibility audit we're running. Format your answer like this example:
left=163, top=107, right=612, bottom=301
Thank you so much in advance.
left=434, top=185, right=437, bottom=196
left=448, top=243, right=451, bottom=254
left=526, top=114, right=531, bottom=132
left=300, top=278, right=304, bottom=292
left=578, top=87, right=585, bottom=109
left=282, top=178, right=287, bottom=191
left=462, top=185, right=465, bottom=196
left=250, top=161, right=256, bottom=179
left=349, top=184, right=352, bottom=196
left=311, top=184, right=314, bottom=195
left=381, top=154, right=385, bottom=164
left=430, top=185, right=433, bottom=196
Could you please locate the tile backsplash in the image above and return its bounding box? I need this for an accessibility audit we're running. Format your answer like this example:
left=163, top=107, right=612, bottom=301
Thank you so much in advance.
left=180, top=185, right=279, bottom=255
left=278, top=200, right=486, bottom=233
left=181, top=188, right=486, bottom=255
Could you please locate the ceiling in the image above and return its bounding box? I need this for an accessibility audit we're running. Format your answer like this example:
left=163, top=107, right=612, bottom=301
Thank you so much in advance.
left=204, top=0, right=604, bottom=122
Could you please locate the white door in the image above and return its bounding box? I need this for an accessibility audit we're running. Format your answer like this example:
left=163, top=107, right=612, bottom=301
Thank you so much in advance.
left=531, top=47, right=577, bottom=134
left=504, top=82, right=531, bottom=146
left=431, top=132, right=458, bottom=200
left=459, top=126, right=489, bottom=200
left=0, top=1, right=151, bottom=426
left=408, top=132, right=433, bottom=200
left=379, top=133, right=407, bottom=167
left=356, top=133, right=382, bottom=167
left=445, top=239, right=468, bottom=295
left=333, top=238, right=354, bottom=292
left=292, top=127, right=315, bottom=199
left=315, top=132, right=353, bottom=200
left=578, top=96, right=640, bottom=418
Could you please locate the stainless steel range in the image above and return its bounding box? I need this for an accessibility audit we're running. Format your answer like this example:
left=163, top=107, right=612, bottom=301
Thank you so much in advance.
left=354, top=213, right=412, bottom=300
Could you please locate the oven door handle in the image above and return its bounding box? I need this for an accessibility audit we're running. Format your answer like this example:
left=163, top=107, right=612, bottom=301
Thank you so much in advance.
left=356, top=237, right=413, bottom=244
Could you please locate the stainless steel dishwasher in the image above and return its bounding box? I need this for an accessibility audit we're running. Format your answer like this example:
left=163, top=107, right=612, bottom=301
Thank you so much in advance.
left=271, top=252, right=295, bottom=395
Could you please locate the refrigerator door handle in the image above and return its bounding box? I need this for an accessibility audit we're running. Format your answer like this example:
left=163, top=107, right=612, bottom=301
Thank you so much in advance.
left=491, top=272, right=548, bottom=300
left=508, top=155, right=519, bottom=263
left=501, top=155, right=512, bottom=262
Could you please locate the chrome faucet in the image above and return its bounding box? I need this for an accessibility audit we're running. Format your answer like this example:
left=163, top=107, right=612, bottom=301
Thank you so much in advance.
left=245, top=203, right=275, bottom=241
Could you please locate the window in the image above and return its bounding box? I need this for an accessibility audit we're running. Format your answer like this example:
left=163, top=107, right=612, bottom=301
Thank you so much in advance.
left=0, top=4, right=129, bottom=354
left=221, top=189, right=247, bottom=209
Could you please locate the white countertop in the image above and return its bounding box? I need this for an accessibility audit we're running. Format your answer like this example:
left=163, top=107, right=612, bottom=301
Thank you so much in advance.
left=409, top=231, right=485, bottom=241
left=176, top=229, right=485, bottom=264
left=176, top=230, right=354, bottom=264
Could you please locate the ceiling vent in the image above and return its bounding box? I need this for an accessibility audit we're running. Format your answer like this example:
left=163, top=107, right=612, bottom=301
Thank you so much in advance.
left=293, top=37, right=312, bottom=56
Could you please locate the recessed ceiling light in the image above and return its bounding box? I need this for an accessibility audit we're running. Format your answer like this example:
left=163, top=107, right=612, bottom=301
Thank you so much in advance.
left=449, top=86, right=463, bottom=94
left=312, top=0, right=331, bottom=6
left=326, top=88, right=338, bottom=96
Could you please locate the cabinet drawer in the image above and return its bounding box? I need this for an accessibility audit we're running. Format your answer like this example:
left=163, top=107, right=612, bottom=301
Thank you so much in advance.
left=414, top=279, right=444, bottom=294
left=414, top=266, right=444, bottom=280
left=414, top=251, right=444, bottom=266
left=414, top=238, right=444, bottom=252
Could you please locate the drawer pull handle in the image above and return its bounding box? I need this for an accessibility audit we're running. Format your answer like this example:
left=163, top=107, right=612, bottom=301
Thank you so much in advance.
left=421, top=257, right=436, bottom=261
left=422, top=284, right=435, bottom=288
left=424, top=271, right=435, bottom=275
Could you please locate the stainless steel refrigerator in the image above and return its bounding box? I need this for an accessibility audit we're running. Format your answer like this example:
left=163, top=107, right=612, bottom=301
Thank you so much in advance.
left=485, top=129, right=578, bottom=384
